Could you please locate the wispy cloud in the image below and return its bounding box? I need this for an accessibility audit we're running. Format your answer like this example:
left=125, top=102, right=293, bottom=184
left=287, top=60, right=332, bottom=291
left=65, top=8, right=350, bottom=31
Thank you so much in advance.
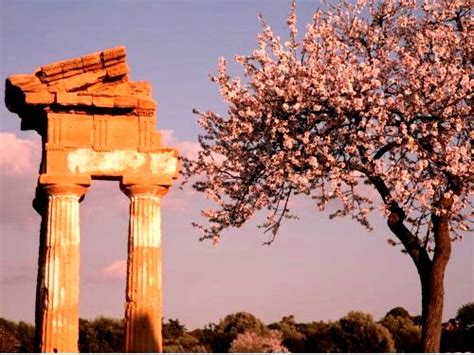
left=0, top=132, right=42, bottom=231
left=0, top=132, right=41, bottom=176
left=98, top=259, right=127, bottom=281
left=160, top=129, right=200, bottom=160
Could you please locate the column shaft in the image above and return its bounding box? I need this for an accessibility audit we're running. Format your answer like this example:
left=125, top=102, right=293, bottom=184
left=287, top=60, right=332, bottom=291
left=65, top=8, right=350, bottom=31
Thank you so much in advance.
left=125, top=194, right=163, bottom=352
left=35, top=186, right=85, bottom=353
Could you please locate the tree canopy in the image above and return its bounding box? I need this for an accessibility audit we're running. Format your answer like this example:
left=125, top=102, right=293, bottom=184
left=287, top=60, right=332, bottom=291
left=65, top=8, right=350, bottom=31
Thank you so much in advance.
left=184, top=0, right=471, bottom=351
left=185, top=0, right=471, bottom=245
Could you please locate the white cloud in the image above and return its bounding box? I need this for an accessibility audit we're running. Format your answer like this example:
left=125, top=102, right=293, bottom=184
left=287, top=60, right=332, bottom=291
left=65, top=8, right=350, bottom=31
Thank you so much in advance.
left=0, top=132, right=41, bottom=176
left=160, top=129, right=200, bottom=160
left=98, top=259, right=127, bottom=281
left=0, top=132, right=42, bottom=231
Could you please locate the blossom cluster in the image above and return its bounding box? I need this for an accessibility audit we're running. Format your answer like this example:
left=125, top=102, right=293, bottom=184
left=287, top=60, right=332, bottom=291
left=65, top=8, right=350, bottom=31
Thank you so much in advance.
left=183, top=0, right=472, bottom=248
left=229, top=330, right=288, bottom=353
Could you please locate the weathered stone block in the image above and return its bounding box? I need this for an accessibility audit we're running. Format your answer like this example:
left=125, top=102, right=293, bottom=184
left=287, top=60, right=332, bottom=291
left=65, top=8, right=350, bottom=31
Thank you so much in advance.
left=56, top=92, right=78, bottom=106
left=62, top=68, right=84, bottom=79
left=131, top=81, right=152, bottom=97
left=82, top=52, right=102, bottom=70
left=85, top=75, right=128, bottom=93
left=92, top=95, right=114, bottom=108
left=62, top=70, right=107, bottom=92
left=102, top=46, right=126, bottom=62
left=41, top=72, right=64, bottom=83
left=138, top=98, right=157, bottom=110
left=151, top=132, right=162, bottom=150
left=61, top=115, right=94, bottom=147
left=25, top=92, right=55, bottom=105
left=41, top=62, right=63, bottom=76
left=62, top=58, right=83, bottom=73
left=8, top=74, right=43, bottom=92
left=114, top=95, right=138, bottom=108
left=77, top=94, right=93, bottom=106
left=39, top=174, right=92, bottom=186
left=106, top=62, right=129, bottom=78
left=103, top=57, right=126, bottom=68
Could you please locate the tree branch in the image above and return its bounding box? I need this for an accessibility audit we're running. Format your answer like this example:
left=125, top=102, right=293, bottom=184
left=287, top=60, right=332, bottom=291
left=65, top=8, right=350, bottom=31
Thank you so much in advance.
left=373, top=141, right=398, bottom=160
left=369, top=175, right=432, bottom=273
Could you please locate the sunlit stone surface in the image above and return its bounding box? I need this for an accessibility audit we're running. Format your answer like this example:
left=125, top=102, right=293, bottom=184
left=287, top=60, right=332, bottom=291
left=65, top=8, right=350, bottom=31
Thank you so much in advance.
left=5, top=46, right=178, bottom=353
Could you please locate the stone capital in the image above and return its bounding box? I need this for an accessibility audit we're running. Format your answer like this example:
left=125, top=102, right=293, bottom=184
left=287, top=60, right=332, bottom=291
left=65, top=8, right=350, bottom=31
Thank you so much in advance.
left=33, top=175, right=90, bottom=214
left=120, top=175, right=171, bottom=198
left=120, top=183, right=169, bottom=198
left=41, top=183, right=89, bottom=198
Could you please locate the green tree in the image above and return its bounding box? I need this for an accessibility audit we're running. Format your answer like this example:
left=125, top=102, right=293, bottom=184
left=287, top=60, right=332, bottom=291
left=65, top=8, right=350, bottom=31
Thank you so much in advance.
left=203, top=312, right=267, bottom=352
left=79, top=319, right=98, bottom=353
left=163, top=318, right=186, bottom=339
left=299, top=321, right=339, bottom=353
left=441, top=303, right=474, bottom=352
left=162, top=318, right=205, bottom=353
left=0, top=319, right=34, bottom=353
left=219, top=311, right=266, bottom=337
left=0, top=318, right=20, bottom=352
left=78, top=317, right=124, bottom=353
left=15, top=321, right=35, bottom=352
left=193, top=323, right=219, bottom=352
left=385, top=307, right=411, bottom=320
left=331, top=312, right=395, bottom=352
left=268, top=315, right=305, bottom=352
left=381, top=310, right=421, bottom=352
left=456, top=302, right=474, bottom=330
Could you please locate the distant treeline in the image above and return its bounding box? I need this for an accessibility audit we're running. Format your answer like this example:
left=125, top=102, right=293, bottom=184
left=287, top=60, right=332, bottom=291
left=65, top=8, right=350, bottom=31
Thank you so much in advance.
left=1, top=303, right=472, bottom=352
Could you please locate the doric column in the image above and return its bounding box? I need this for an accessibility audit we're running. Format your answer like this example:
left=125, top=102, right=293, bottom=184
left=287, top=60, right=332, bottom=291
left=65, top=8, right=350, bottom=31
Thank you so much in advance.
left=121, top=184, right=168, bottom=352
left=33, top=183, right=88, bottom=353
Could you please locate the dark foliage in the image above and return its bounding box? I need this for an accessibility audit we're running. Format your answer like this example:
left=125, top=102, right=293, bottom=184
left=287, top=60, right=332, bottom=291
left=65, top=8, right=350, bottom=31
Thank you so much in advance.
left=0, top=318, right=21, bottom=353
left=381, top=308, right=421, bottom=352
left=441, top=303, right=474, bottom=352
left=78, top=317, right=124, bottom=353
left=1, top=304, right=472, bottom=353
left=163, top=318, right=205, bottom=352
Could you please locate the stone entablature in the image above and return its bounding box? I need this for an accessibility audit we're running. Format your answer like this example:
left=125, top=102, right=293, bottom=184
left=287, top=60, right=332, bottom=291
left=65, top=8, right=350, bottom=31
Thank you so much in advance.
left=5, top=47, right=177, bottom=353
left=5, top=46, right=178, bottom=186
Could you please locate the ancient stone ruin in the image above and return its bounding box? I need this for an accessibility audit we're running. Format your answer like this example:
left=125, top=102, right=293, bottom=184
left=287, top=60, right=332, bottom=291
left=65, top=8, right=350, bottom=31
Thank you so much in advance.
left=5, top=46, right=179, bottom=352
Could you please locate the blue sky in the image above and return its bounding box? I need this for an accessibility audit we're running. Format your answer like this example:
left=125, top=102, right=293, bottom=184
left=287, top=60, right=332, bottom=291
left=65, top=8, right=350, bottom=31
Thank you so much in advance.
left=0, top=0, right=472, bottom=329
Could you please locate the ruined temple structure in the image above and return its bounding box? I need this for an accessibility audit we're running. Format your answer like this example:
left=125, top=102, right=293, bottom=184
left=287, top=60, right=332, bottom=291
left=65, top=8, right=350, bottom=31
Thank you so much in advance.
left=4, top=46, right=179, bottom=352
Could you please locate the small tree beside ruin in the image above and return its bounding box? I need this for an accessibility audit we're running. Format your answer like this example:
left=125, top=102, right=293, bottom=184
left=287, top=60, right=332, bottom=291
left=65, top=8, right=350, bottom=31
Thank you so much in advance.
left=183, top=0, right=472, bottom=352
left=229, top=330, right=288, bottom=353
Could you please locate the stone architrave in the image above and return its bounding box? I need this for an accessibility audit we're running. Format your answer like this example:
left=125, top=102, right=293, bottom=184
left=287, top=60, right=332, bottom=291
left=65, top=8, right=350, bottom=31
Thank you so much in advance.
left=5, top=47, right=179, bottom=353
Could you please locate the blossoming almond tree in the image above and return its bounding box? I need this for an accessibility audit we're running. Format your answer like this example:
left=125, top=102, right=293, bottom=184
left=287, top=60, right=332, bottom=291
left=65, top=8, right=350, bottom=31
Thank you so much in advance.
left=183, top=0, right=472, bottom=351
left=229, top=330, right=288, bottom=353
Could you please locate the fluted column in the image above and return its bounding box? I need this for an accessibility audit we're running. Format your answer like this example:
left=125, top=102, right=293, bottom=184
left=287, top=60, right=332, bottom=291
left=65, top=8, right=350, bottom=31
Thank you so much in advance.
left=34, top=183, right=88, bottom=353
left=121, top=184, right=168, bottom=353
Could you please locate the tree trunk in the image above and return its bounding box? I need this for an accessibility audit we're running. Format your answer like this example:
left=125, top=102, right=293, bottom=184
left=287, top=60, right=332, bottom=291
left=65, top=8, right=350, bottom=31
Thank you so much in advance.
left=385, top=204, right=451, bottom=352
left=420, top=271, right=445, bottom=352
left=419, top=201, right=452, bottom=352
left=369, top=177, right=453, bottom=352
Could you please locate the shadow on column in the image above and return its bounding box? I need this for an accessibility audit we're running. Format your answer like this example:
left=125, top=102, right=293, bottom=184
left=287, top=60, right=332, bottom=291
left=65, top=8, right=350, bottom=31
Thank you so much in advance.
left=126, top=313, right=162, bottom=353
left=33, top=190, right=47, bottom=353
